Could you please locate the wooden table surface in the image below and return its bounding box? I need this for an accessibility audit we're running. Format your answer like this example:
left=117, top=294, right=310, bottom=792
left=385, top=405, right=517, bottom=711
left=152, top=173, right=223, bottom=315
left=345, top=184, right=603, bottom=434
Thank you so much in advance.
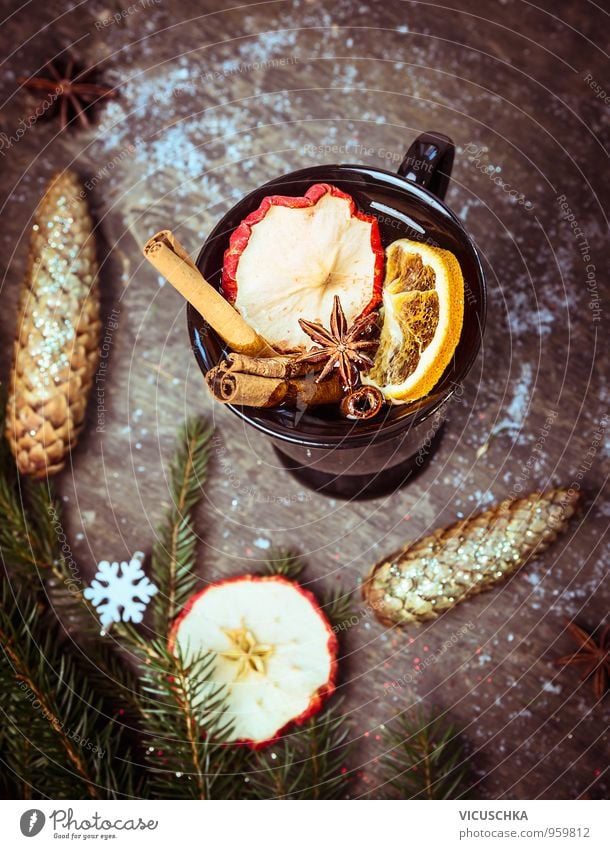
left=0, top=0, right=608, bottom=799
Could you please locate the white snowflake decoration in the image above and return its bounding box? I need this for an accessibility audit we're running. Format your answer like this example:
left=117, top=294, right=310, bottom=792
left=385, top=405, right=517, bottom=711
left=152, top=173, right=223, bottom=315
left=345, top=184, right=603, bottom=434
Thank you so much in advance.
left=84, top=552, right=158, bottom=628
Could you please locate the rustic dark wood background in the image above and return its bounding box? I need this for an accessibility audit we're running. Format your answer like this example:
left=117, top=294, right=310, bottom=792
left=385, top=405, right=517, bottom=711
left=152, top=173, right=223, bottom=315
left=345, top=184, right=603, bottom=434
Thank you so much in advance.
left=0, top=0, right=607, bottom=799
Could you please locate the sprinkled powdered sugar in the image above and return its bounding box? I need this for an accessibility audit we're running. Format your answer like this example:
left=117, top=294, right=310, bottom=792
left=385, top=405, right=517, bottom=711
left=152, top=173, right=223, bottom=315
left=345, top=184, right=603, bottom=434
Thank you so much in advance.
left=506, top=289, right=556, bottom=337
left=99, top=7, right=609, bottom=798
left=491, top=361, right=534, bottom=442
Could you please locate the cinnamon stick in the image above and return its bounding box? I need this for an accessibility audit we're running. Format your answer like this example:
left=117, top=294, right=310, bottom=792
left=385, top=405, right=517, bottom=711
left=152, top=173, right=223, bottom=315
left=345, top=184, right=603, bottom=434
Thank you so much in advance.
left=293, top=374, right=344, bottom=405
left=340, top=386, right=385, bottom=419
left=142, top=230, right=277, bottom=357
left=206, top=368, right=287, bottom=407
left=223, top=352, right=315, bottom=379
left=205, top=367, right=343, bottom=408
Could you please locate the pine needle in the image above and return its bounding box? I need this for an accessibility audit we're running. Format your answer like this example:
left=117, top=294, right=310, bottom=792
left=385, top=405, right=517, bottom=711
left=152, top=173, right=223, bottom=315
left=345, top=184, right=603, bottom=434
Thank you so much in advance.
left=378, top=708, right=470, bottom=799
left=259, top=552, right=353, bottom=631
left=252, top=701, right=351, bottom=799
left=0, top=404, right=408, bottom=801
left=259, top=548, right=306, bottom=580
left=0, top=433, right=56, bottom=577
left=0, top=582, right=139, bottom=799
left=116, top=417, right=248, bottom=799
left=133, top=638, right=244, bottom=799
left=319, top=585, right=355, bottom=630
left=150, top=417, right=214, bottom=637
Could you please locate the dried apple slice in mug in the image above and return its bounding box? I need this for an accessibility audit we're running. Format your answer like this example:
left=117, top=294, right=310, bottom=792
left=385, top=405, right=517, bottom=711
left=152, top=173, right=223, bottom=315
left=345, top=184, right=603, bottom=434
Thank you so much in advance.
left=364, top=239, right=464, bottom=403
left=222, top=183, right=384, bottom=352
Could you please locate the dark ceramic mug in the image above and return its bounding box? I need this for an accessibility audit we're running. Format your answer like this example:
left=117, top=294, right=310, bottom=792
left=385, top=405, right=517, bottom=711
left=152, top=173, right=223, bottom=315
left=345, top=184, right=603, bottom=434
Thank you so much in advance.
left=188, top=131, right=486, bottom=499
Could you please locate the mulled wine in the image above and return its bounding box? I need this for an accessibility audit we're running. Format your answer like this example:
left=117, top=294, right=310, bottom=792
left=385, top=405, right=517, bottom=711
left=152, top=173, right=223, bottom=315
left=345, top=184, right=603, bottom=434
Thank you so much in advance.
left=188, top=134, right=486, bottom=498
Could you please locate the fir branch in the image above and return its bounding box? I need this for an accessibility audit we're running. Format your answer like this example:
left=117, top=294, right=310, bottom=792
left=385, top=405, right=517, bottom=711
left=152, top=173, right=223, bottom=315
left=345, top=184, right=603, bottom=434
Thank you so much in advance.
left=0, top=416, right=100, bottom=640
left=0, top=726, right=46, bottom=799
left=78, top=641, right=145, bottom=728
left=0, top=435, right=55, bottom=577
left=19, top=484, right=151, bottom=712
left=44, top=534, right=150, bottom=728
left=259, top=548, right=306, bottom=580
left=118, top=418, right=249, bottom=799
left=252, top=701, right=351, bottom=799
left=319, top=586, right=355, bottom=630
left=378, top=709, right=470, bottom=799
left=20, top=478, right=58, bottom=568
left=0, top=404, right=376, bottom=802
left=0, top=582, right=138, bottom=799
left=133, top=637, right=242, bottom=799
left=151, top=417, right=214, bottom=637
left=0, top=422, right=145, bottom=797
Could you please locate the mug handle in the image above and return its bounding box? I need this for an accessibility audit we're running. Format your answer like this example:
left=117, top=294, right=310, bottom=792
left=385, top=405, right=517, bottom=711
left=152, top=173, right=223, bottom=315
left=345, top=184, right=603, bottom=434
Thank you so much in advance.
left=397, top=131, right=455, bottom=201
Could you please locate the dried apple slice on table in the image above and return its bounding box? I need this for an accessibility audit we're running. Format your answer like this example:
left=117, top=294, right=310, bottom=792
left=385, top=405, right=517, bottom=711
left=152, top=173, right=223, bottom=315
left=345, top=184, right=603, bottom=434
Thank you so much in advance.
left=222, top=183, right=384, bottom=352
left=169, top=575, right=338, bottom=747
left=364, top=238, right=464, bottom=403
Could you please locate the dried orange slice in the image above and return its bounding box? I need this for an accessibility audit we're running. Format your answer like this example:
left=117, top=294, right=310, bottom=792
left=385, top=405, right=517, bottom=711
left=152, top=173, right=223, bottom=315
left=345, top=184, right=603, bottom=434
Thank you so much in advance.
left=363, top=239, right=464, bottom=403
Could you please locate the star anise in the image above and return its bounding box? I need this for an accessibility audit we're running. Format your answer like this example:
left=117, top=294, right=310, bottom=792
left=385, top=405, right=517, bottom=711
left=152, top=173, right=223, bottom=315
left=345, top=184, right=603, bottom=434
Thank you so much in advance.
left=19, top=56, right=117, bottom=130
left=220, top=626, right=274, bottom=680
left=555, top=621, right=609, bottom=700
left=297, top=295, right=379, bottom=390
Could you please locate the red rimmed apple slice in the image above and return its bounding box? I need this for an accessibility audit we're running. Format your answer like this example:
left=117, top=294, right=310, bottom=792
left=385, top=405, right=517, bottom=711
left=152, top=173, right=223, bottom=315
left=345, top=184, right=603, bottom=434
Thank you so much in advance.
left=222, top=183, right=384, bottom=352
left=168, top=575, right=338, bottom=748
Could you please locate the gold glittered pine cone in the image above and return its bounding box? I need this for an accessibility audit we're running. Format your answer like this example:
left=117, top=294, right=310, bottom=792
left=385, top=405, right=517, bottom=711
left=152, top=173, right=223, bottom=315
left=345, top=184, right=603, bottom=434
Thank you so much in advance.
left=6, top=171, right=101, bottom=478
left=363, top=489, right=580, bottom=626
